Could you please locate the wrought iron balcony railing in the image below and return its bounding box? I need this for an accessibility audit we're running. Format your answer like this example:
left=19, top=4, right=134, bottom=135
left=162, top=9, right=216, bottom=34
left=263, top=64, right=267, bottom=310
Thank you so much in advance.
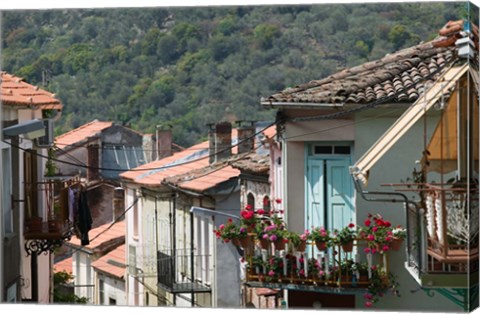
left=157, top=248, right=212, bottom=294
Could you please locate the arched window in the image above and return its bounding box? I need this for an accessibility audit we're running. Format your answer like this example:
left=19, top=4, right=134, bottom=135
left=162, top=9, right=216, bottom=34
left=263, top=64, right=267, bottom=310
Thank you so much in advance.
left=247, top=192, right=255, bottom=210
left=263, top=195, right=271, bottom=213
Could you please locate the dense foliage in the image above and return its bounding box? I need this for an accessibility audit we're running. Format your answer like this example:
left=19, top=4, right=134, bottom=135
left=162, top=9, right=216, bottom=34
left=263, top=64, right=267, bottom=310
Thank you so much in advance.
left=1, top=3, right=465, bottom=146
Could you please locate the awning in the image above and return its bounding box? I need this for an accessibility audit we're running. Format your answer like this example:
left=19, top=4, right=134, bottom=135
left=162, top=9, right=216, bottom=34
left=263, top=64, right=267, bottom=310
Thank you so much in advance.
left=350, top=63, right=469, bottom=185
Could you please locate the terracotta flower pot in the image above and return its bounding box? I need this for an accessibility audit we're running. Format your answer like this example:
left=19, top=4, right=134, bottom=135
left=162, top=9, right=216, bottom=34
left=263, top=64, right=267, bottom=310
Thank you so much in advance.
left=296, top=240, right=307, bottom=252
left=25, top=217, right=43, bottom=232
left=390, top=238, right=403, bottom=251
left=232, top=238, right=241, bottom=247
left=259, top=238, right=270, bottom=250
left=341, top=241, right=354, bottom=253
left=315, top=241, right=328, bottom=251
left=239, top=236, right=253, bottom=249
left=274, top=238, right=286, bottom=250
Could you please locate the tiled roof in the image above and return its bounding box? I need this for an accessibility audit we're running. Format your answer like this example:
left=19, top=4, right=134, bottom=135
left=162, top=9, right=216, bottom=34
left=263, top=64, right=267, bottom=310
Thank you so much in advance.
left=1, top=72, right=63, bottom=109
left=91, top=244, right=126, bottom=279
left=230, top=153, right=270, bottom=175
left=55, top=120, right=113, bottom=149
left=120, top=129, right=239, bottom=187
left=262, top=20, right=478, bottom=106
left=68, top=220, right=125, bottom=252
left=54, top=257, right=73, bottom=275
left=164, top=160, right=240, bottom=193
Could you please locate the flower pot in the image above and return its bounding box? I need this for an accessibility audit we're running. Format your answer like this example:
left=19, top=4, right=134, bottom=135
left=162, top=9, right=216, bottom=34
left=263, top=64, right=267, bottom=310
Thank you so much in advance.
left=296, top=240, right=307, bottom=252
left=239, top=236, right=253, bottom=249
left=315, top=241, right=327, bottom=251
left=232, top=238, right=241, bottom=247
left=341, top=241, right=354, bottom=253
left=274, top=238, right=286, bottom=250
left=390, top=238, right=403, bottom=251
left=25, top=217, right=43, bottom=232
left=259, top=238, right=270, bottom=250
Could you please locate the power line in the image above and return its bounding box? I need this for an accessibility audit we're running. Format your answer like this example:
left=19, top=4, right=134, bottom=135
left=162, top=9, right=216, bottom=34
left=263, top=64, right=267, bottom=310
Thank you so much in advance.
left=2, top=121, right=276, bottom=173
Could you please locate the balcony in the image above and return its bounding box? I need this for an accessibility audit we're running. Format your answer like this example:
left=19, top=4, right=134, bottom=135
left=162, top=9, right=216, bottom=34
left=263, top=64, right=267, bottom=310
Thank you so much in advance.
left=241, top=236, right=395, bottom=297
left=23, top=180, right=73, bottom=255
left=157, top=249, right=212, bottom=294
left=402, top=183, right=479, bottom=288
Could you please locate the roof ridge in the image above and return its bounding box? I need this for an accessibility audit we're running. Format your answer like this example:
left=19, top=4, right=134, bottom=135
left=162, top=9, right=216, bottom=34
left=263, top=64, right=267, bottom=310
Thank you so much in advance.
left=55, top=119, right=112, bottom=140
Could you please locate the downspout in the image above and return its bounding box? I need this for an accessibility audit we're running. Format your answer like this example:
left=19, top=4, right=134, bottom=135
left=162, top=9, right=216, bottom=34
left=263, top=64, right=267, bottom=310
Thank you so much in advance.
left=171, top=193, right=176, bottom=306
left=351, top=176, right=425, bottom=275
left=190, top=207, right=195, bottom=307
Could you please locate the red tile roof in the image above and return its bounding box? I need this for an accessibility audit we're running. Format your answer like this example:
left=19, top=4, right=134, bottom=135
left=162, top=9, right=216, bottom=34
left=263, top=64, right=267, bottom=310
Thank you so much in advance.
left=68, top=220, right=125, bottom=252
left=55, top=120, right=113, bottom=149
left=262, top=21, right=478, bottom=106
left=91, top=244, right=126, bottom=279
left=230, top=153, right=270, bottom=175
left=1, top=72, right=63, bottom=109
left=54, top=257, right=73, bottom=275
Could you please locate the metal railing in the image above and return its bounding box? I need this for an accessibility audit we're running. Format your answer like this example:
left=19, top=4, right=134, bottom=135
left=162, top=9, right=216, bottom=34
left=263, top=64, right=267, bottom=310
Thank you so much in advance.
left=157, top=248, right=212, bottom=293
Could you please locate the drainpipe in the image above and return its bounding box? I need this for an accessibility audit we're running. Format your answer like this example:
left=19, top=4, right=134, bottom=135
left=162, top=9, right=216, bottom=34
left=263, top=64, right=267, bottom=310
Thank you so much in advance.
left=351, top=176, right=424, bottom=275
left=190, top=209, right=195, bottom=307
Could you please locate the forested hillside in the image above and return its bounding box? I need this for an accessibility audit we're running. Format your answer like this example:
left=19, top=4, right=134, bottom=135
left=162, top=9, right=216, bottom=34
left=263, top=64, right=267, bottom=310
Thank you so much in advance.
left=1, top=3, right=464, bottom=146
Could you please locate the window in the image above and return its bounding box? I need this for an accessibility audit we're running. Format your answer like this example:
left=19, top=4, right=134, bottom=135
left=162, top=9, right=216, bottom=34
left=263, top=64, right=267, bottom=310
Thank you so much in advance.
left=99, top=279, right=105, bottom=304
left=133, top=191, right=139, bottom=238
left=3, top=148, right=12, bottom=233
left=313, top=145, right=351, bottom=155
left=109, top=297, right=116, bottom=305
left=24, top=149, right=38, bottom=218
left=262, top=196, right=271, bottom=213
left=247, top=193, right=255, bottom=209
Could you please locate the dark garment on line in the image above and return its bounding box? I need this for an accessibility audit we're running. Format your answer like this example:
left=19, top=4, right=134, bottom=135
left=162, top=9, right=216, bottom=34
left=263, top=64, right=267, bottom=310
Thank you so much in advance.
left=78, top=191, right=93, bottom=245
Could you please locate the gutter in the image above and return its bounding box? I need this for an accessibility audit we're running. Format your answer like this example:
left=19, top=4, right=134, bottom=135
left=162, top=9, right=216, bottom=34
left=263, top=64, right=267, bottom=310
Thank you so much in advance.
left=350, top=174, right=424, bottom=275
left=261, top=100, right=344, bottom=109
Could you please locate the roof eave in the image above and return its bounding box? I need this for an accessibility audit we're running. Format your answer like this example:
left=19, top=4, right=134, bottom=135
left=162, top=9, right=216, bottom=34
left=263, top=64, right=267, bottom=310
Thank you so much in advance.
left=261, top=101, right=344, bottom=109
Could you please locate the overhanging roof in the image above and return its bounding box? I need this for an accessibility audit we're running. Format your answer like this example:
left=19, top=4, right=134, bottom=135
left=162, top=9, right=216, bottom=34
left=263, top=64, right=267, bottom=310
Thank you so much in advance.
left=350, top=63, right=469, bottom=185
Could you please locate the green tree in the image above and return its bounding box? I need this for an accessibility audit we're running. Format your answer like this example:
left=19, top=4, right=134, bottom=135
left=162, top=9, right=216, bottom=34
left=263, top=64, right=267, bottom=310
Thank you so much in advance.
left=53, top=271, right=88, bottom=304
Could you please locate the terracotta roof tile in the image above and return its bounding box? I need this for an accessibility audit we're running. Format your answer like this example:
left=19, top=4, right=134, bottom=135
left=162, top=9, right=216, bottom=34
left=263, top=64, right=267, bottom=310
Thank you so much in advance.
left=55, top=120, right=113, bottom=149
left=68, top=220, right=125, bottom=251
left=1, top=72, right=62, bottom=109
left=91, top=244, right=126, bottom=279
left=54, top=257, right=73, bottom=275
left=262, top=21, right=480, bottom=106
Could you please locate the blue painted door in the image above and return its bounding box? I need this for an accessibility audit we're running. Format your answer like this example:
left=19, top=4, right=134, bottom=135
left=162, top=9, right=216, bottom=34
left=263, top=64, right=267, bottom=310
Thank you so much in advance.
left=326, top=159, right=354, bottom=231
left=306, top=158, right=354, bottom=231
left=306, top=159, right=325, bottom=229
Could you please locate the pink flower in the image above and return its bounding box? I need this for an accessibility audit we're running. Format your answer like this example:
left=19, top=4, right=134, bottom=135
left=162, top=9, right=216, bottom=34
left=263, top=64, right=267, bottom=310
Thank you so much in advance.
left=268, top=270, right=275, bottom=277
left=298, top=269, right=305, bottom=276
left=372, top=226, right=378, bottom=232
left=382, top=245, right=390, bottom=252
left=245, top=204, right=253, bottom=210
left=363, top=293, right=373, bottom=300
left=256, top=209, right=265, bottom=215
left=364, top=247, right=371, bottom=253
left=275, top=199, right=282, bottom=204
left=365, top=301, right=373, bottom=307
left=371, top=247, right=377, bottom=254
left=385, top=236, right=393, bottom=242
left=348, top=223, right=355, bottom=228
left=371, top=265, right=377, bottom=271
left=364, top=219, right=371, bottom=227
left=262, top=234, right=269, bottom=240
left=299, top=257, right=304, bottom=263
left=319, top=270, right=324, bottom=276
left=367, top=234, right=375, bottom=241
left=219, top=224, right=225, bottom=230
left=270, top=235, right=277, bottom=242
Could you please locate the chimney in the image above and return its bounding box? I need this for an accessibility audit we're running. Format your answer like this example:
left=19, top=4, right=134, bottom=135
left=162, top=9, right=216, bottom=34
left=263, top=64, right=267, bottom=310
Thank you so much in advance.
left=142, top=134, right=157, bottom=163
left=214, top=122, right=232, bottom=163
left=237, top=121, right=256, bottom=154
left=87, top=144, right=100, bottom=181
left=156, top=125, right=172, bottom=159
left=207, top=123, right=215, bottom=164
left=112, top=187, right=125, bottom=222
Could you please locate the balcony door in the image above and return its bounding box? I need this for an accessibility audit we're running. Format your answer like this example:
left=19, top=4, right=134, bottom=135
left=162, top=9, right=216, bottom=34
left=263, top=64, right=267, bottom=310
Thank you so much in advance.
left=305, top=144, right=354, bottom=232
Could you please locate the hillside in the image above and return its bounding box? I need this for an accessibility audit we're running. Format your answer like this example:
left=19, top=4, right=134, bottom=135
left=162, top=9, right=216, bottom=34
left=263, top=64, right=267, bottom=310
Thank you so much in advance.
left=0, top=3, right=465, bottom=146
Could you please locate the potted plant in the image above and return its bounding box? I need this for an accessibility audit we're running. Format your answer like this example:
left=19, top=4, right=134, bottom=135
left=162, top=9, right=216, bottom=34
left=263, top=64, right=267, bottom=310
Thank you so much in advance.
left=364, top=266, right=400, bottom=308
left=310, top=226, right=331, bottom=251
left=336, top=223, right=356, bottom=252
left=360, top=213, right=394, bottom=254
left=261, top=222, right=288, bottom=250
left=214, top=218, right=246, bottom=245
left=287, top=230, right=309, bottom=252
left=391, top=226, right=407, bottom=251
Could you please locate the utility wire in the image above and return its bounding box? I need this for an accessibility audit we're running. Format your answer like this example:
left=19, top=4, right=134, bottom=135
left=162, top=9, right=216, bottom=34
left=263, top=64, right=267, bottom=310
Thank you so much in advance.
left=2, top=121, right=276, bottom=173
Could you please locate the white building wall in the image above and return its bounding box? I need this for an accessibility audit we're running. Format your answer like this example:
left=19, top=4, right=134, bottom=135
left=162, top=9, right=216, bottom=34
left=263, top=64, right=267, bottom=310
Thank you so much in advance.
left=96, top=272, right=126, bottom=306
left=73, top=251, right=94, bottom=303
